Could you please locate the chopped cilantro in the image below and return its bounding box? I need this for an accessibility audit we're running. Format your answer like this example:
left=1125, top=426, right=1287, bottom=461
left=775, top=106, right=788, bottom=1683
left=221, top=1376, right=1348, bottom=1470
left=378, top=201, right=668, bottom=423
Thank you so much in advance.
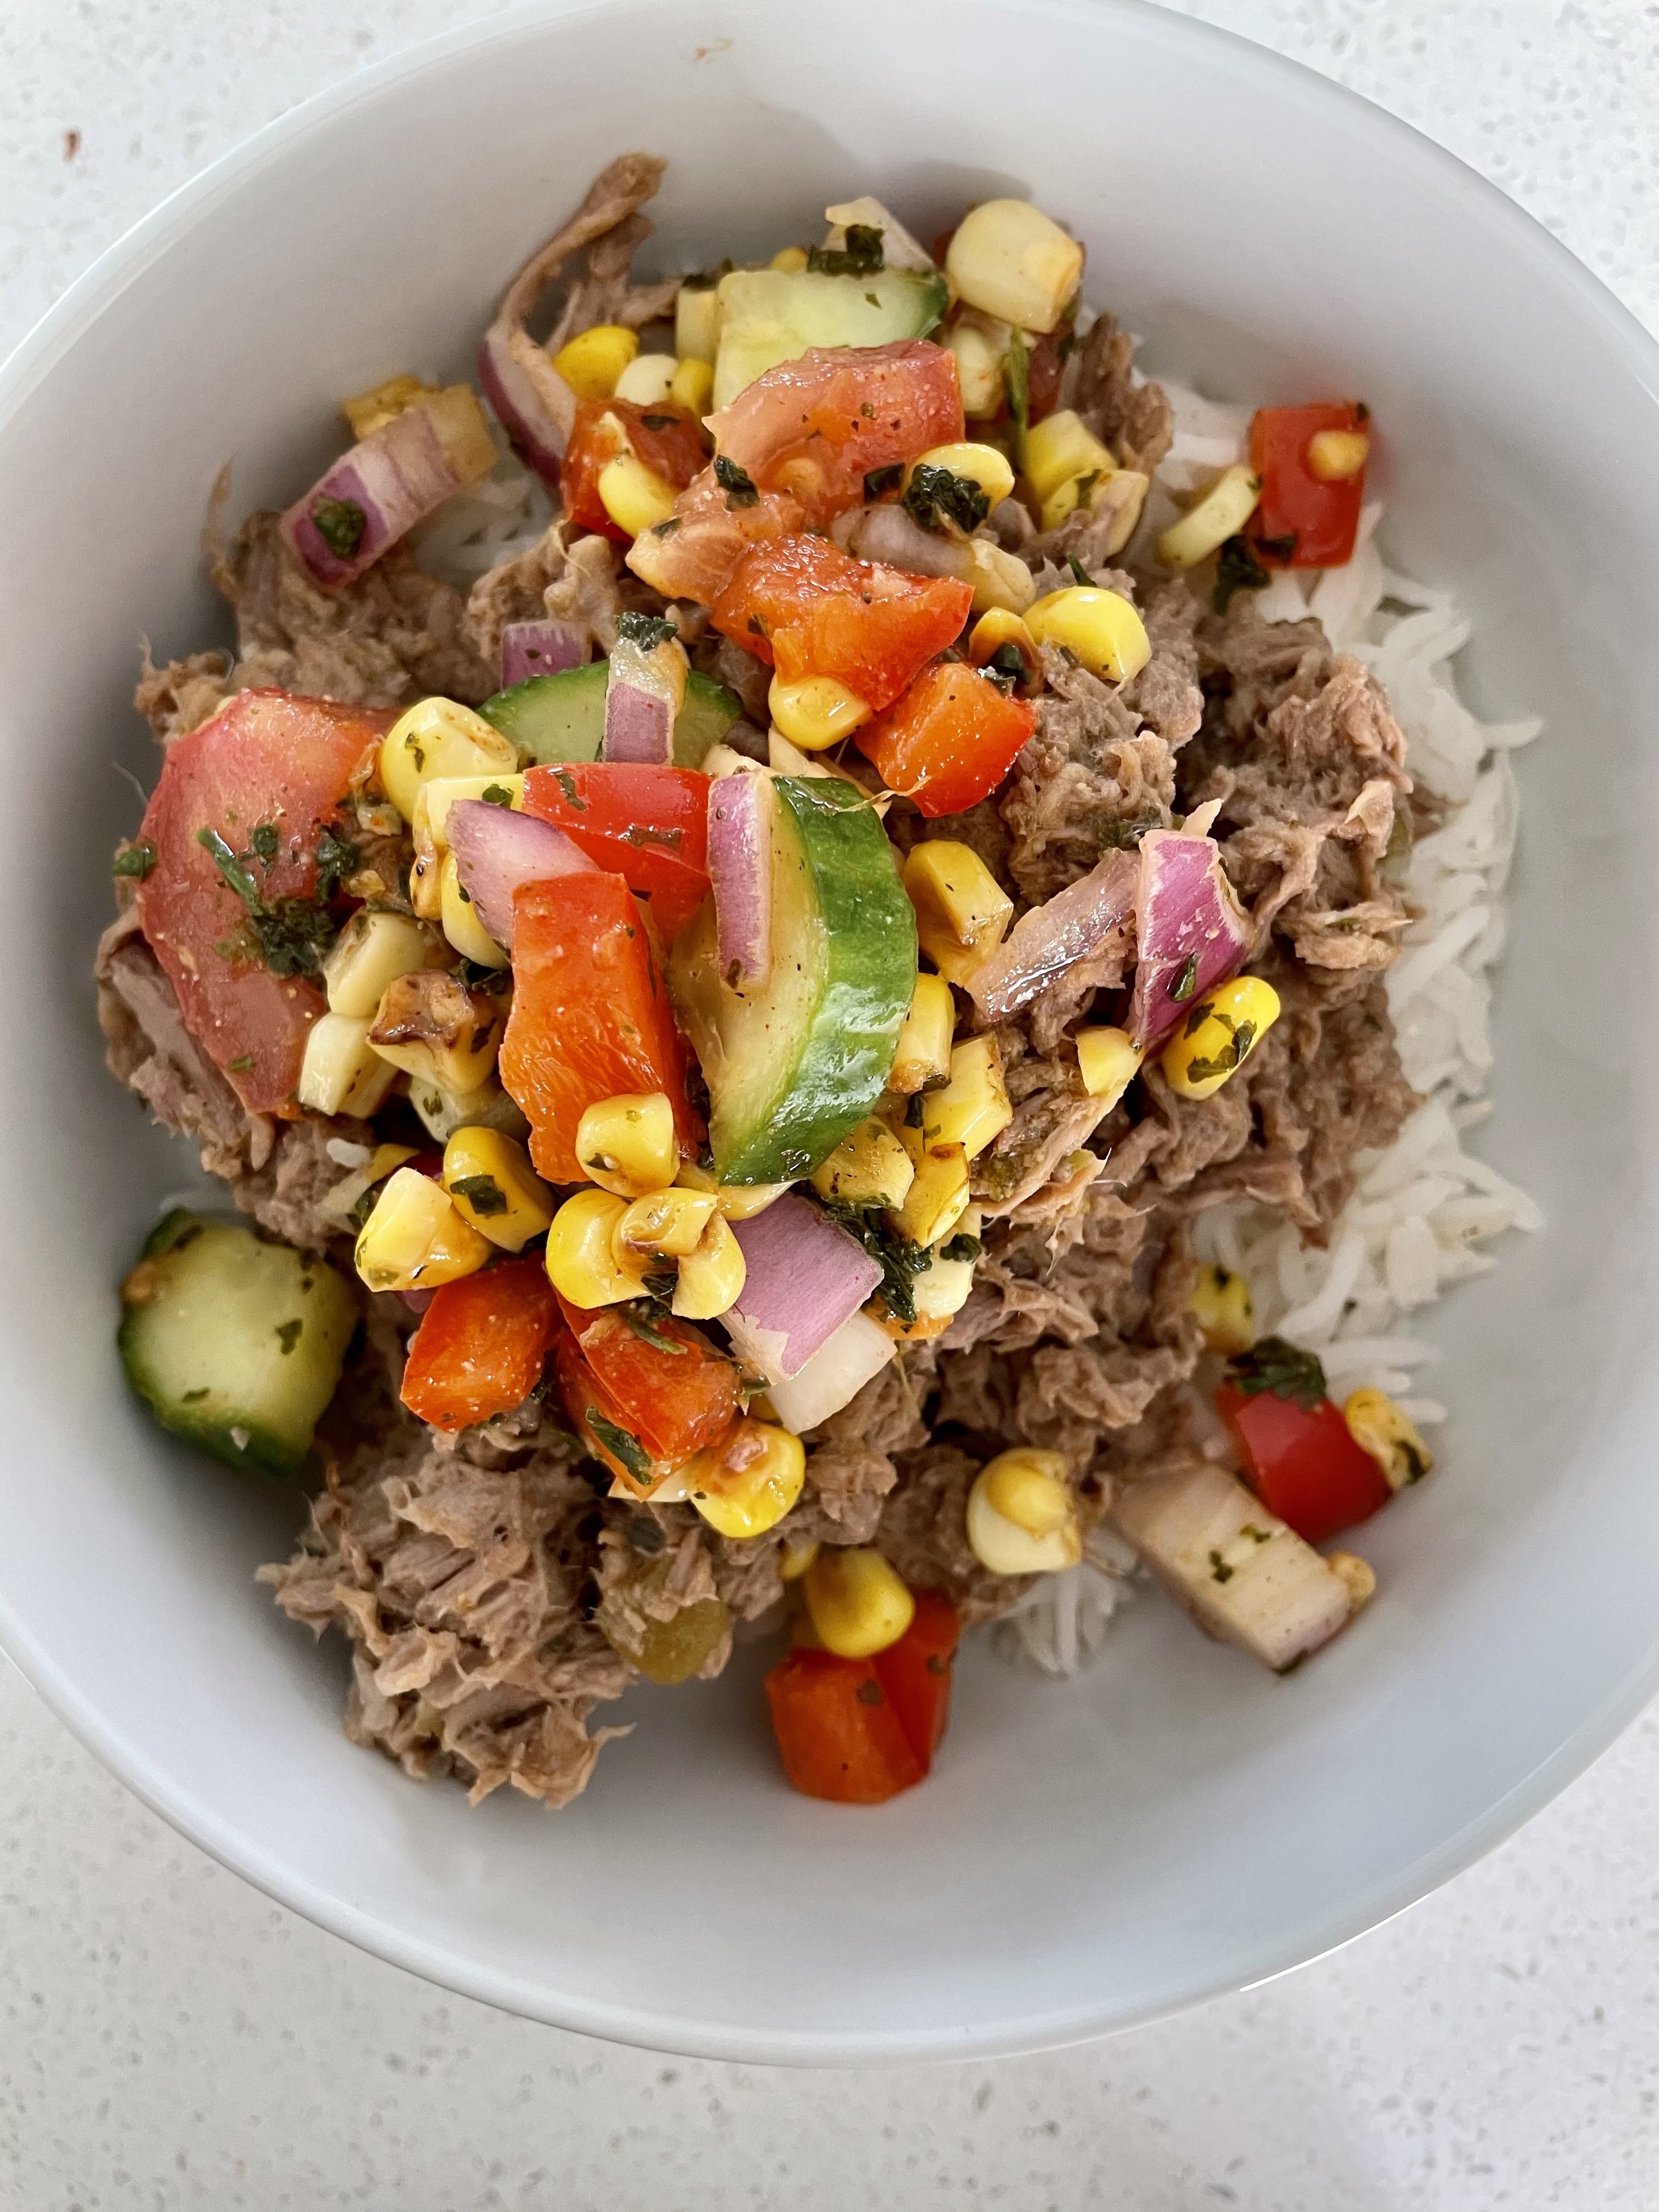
left=1226, top=1335, right=1327, bottom=1412
left=481, top=784, right=515, bottom=808
left=1208, top=1549, right=1234, bottom=1584
left=1004, top=330, right=1029, bottom=443
left=249, top=822, right=280, bottom=864
left=618, top=1302, right=688, bottom=1356
left=813, top=1196, right=930, bottom=1325
left=226, top=1055, right=254, bottom=1073
left=807, top=223, right=884, bottom=277
left=1066, top=552, right=1092, bottom=588
left=275, top=1318, right=303, bottom=1356
left=1255, top=530, right=1298, bottom=564
left=983, top=641, right=1029, bottom=696
left=938, top=1232, right=982, bottom=1264
left=616, top=611, right=678, bottom=650
left=901, top=462, right=989, bottom=537
left=314, top=823, right=357, bottom=901
left=195, top=826, right=337, bottom=980
left=863, top=462, right=903, bottom=502
left=1183, top=1019, right=1257, bottom=1083
left=1170, top=951, right=1200, bottom=1003
left=1213, top=534, right=1272, bottom=615
left=1098, top=811, right=1161, bottom=851
left=195, top=827, right=260, bottom=909
left=554, top=767, right=586, bottom=810
left=587, top=1408, right=653, bottom=1481
left=111, top=840, right=156, bottom=880
left=449, top=1173, right=507, bottom=1217
left=714, top=456, right=760, bottom=509
left=311, top=497, right=366, bottom=559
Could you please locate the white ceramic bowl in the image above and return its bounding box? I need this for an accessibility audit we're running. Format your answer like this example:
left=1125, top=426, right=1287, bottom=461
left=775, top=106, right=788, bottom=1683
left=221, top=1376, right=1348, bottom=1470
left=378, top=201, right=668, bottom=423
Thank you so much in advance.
left=3, top=0, right=1657, bottom=2065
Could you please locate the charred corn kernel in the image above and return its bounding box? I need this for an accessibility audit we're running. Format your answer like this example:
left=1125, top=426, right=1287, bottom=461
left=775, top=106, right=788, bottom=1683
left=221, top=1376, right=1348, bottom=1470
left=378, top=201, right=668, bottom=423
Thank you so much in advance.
left=768, top=673, right=872, bottom=751
left=778, top=1534, right=821, bottom=1582
left=551, top=322, right=639, bottom=400
left=1025, top=585, right=1151, bottom=684
left=613, top=352, right=678, bottom=405
left=946, top=321, right=1005, bottom=417
left=967, top=607, right=1041, bottom=691
left=905, top=1217, right=982, bottom=1329
left=1087, top=467, right=1150, bottom=559
left=324, top=910, right=437, bottom=1019
left=354, top=1167, right=491, bottom=1294
left=902, top=842, right=1014, bottom=989
left=441, top=1127, right=554, bottom=1253
left=671, top=1213, right=747, bottom=1319
left=597, top=451, right=679, bottom=538
left=920, top=1036, right=1013, bottom=1160
left=1160, top=975, right=1282, bottom=1099
left=379, top=698, right=517, bottom=823
left=1022, top=410, right=1116, bottom=502
left=675, top=283, right=721, bottom=364
left=408, top=849, right=442, bottom=921
left=411, top=774, right=525, bottom=871
left=967, top=1449, right=1082, bottom=1574
left=1327, top=1551, right=1378, bottom=1608
left=669, top=354, right=714, bottom=416
left=367, top=975, right=503, bottom=1095
left=966, top=537, right=1037, bottom=617
left=889, top=973, right=957, bottom=1094
left=576, top=1091, right=678, bottom=1197
left=946, top=199, right=1083, bottom=333
left=811, top=1118, right=915, bottom=1208
left=1343, top=1388, right=1433, bottom=1491
left=1074, top=1024, right=1146, bottom=1106
left=439, top=852, right=509, bottom=969
left=409, top=1077, right=527, bottom=1145
left=342, top=372, right=431, bottom=440
left=686, top=1420, right=807, bottom=1539
left=803, top=1547, right=915, bottom=1658
left=1157, top=463, right=1262, bottom=569
left=891, top=1139, right=970, bottom=1249
left=615, top=1185, right=719, bottom=1257
left=298, top=1013, right=400, bottom=1119
left=1307, top=427, right=1370, bottom=483
left=769, top=244, right=810, bottom=273
left=674, top=1162, right=792, bottom=1220
left=906, top=441, right=1017, bottom=509
left=545, top=1188, right=655, bottom=1307
left=1187, top=1262, right=1255, bottom=1355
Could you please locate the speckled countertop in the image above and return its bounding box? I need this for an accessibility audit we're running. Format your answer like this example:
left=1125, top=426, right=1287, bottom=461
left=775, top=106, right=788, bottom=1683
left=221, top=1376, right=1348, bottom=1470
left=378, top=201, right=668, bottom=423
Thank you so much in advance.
left=5, top=4, right=1659, bottom=2204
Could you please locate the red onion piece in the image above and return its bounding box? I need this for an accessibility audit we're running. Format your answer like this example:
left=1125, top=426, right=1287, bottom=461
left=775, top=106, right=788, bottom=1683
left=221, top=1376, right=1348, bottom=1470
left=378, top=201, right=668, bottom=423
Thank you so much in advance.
left=723, top=1197, right=883, bottom=1381
left=841, top=501, right=973, bottom=580
left=707, top=775, right=771, bottom=985
left=968, top=851, right=1138, bottom=1024
left=1127, top=828, right=1251, bottom=1049
left=446, top=800, right=596, bottom=949
left=500, top=619, right=587, bottom=689
left=603, top=682, right=674, bottom=763
left=399, top=1288, right=436, bottom=1314
left=281, top=406, right=461, bottom=589
left=477, top=325, right=570, bottom=486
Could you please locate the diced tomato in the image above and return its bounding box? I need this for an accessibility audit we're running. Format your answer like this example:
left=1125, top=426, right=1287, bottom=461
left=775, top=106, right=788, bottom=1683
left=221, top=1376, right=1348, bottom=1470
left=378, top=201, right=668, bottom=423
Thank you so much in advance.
left=500, top=872, right=701, bottom=1183
left=763, top=1647, right=926, bottom=1804
left=519, top=763, right=710, bottom=939
left=706, top=340, right=964, bottom=525
left=872, top=1589, right=961, bottom=1768
left=556, top=1295, right=739, bottom=1465
left=625, top=466, right=806, bottom=607
left=710, top=534, right=973, bottom=711
left=399, top=1257, right=561, bottom=1433
left=561, top=398, right=708, bottom=541
left=134, top=688, right=392, bottom=1115
left=1246, top=403, right=1370, bottom=570
left=1215, top=1381, right=1391, bottom=1547
left=854, top=661, right=1037, bottom=815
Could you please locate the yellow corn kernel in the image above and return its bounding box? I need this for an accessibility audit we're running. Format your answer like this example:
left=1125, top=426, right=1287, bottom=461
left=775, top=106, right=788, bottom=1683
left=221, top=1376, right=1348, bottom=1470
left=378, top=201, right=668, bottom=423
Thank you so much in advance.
left=1157, top=463, right=1262, bottom=570
left=902, top=1214, right=982, bottom=1333
left=418, top=385, right=499, bottom=486
left=967, top=607, right=1040, bottom=690
left=297, top=1012, right=400, bottom=1119
left=324, top=910, right=437, bottom=1019
left=379, top=698, right=517, bottom=825
left=686, top=1419, right=807, bottom=1540
left=545, top=1188, right=655, bottom=1308
left=575, top=1091, right=678, bottom=1197
left=408, top=849, right=442, bottom=921
left=408, top=1078, right=527, bottom=1146
left=965, top=537, right=1037, bottom=617
left=1307, top=427, right=1370, bottom=483
left=778, top=1534, right=821, bottom=1582
left=1160, top=975, right=1282, bottom=1100
left=674, top=1162, right=793, bottom=1220
left=615, top=1185, right=719, bottom=1258
left=367, top=972, right=503, bottom=1095
left=889, top=972, right=958, bottom=1094
left=1187, top=1262, right=1255, bottom=1356
left=920, top=1037, right=1013, bottom=1162
left=354, top=1166, right=491, bottom=1294
left=946, top=199, right=1083, bottom=333
left=1025, top=585, right=1151, bottom=684
left=674, top=284, right=721, bottom=364
left=1327, top=1551, right=1378, bottom=1609
left=342, top=372, right=432, bottom=440
left=597, top=451, right=679, bottom=538
left=613, top=352, right=679, bottom=405
left=1087, top=467, right=1151, bottom=559
left=1344, top=1388, right=1433, bottom=1492
left=413, top=775, right=526, bottom=863
left=441, top=1127, right=555, bottom=1253
left=1074, top=1024, right=1146, bottom=1107
left=902, top=841, right=1014, bottom=988
left=669, top=355, right=714, bottom=416
left=906, top=441, right=1017, bottom=510
left=811, top=1118, right=916, bottom=1209
left=671, top=1214, right=747, bottom=1319
left=770, top=244, right=810, bottom=273
left=768, top=673, right=872, bottom=752
left=1022, top=410, right=1116, bottom=502
left=945, top=321, right=1005, bottom=418
left=802, top=1547, right=915, bottom=1658
left=439, top=852, right=509, bottom=969
left=891, top=1139, right=970, bottom=1248
left=967, top=1450, right=1082, bottom=1574
left=317, top=1141, right=419, bottom=1230
left=551, top=322, right=639, bottom=400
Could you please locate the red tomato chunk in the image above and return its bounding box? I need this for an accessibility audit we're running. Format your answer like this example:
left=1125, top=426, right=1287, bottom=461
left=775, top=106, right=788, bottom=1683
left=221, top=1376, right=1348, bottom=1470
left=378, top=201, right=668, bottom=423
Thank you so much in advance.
left=1215, top=1381, right=1391, bottom=1547
left=764, top=1588, right=962, bottom=1804
left=520, top=763, right=710, bottom=940
left=561, top=399, right=707, bottom=541
left=400, top=1257, right=561, bottom=1433
left=1247, top=402, right=1370, bottom=570
left=855, top=662, right=1037, bottom=815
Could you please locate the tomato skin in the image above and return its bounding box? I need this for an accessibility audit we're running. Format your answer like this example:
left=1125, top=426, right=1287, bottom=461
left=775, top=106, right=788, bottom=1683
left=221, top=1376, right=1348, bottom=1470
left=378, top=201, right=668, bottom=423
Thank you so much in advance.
left=562, top=399, right=708, bottom=540
left=1215, top=1382, right=1392, bottom=1547
left=500, top=873, right=700, bottom=1184
left=710, top=534, right=973, bottom=711
left=764, top=1648, right=926, bottom=1804
left=519, top=764, right=710, bottom=939
left=556, top=1294, right=739, bottom=1465
left=399, top=1257, right=561, bottom=1432
left=1247, top=403, right=1369, bottom=569
left=872, top=1589, right=961, bottom=1767
left=135, top=688, right=392, bottom=1115
left=625, top=466, right=806, bottom=607
left=854, top=662, right=1037, bottom=815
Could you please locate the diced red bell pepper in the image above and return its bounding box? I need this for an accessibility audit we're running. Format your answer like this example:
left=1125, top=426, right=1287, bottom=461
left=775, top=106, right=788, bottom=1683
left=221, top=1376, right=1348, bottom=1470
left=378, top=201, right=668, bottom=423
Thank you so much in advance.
left=561, top=398, right=708, bottom=541
left=499, top=872, right=701, bottom=1184
left=1215, top=1380, right=1391, bottom=1547
left=519, top=763, right=710, bottom=940
left=552, top=1328, right=665, bottom=1495
left=1246, top=402, right=1370, bottom=570
left=872, top=1588, right=961, bottom=1766
left=709, top=533, right=973, bottom=711
left=853, top=661, right=1037, bottom=815
left=555, top=1294, right=739, bottom=1466
left=763, top=1647, right=926, bottom=1804
left=399, top=1256, right=561, bottom=1433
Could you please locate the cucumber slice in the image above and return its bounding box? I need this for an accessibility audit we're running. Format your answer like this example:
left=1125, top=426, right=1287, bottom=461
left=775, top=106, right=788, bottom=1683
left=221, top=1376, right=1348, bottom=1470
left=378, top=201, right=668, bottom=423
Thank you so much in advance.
left=712, top=267, right=950, bottom=410
left=670, top=776, right=916, bottom=1183
left=118, top=1211, right=358, bottom=1476
left=480, top=664, right=742, bottom=770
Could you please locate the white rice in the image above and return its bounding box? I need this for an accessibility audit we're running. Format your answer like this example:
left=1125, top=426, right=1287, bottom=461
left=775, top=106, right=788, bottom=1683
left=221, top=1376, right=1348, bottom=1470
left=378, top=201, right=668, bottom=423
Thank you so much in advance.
left=409, top=418, right=552, bottom=594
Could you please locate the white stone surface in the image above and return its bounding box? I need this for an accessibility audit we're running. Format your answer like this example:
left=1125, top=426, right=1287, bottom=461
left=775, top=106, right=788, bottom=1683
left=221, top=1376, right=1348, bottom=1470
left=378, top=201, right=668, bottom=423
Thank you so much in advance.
left=4, top=2, right=1659, bottom=2203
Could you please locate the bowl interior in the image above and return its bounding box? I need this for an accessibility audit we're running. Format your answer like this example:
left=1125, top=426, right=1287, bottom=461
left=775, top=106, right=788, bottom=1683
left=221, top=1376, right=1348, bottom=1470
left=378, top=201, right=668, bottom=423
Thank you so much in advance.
left=2, top=0, right=1657, bottom=2061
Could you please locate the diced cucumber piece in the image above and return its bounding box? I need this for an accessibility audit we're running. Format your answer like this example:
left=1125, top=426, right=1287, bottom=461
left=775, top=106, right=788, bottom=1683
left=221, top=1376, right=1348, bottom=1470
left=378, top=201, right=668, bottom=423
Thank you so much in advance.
left=479, top=664, right=742, bottom=770
left=118, top=1211, right=357, bottom=1476
left=712, top=267, right=949, bottom=411
left=670, top=775, right=917, bottom=1183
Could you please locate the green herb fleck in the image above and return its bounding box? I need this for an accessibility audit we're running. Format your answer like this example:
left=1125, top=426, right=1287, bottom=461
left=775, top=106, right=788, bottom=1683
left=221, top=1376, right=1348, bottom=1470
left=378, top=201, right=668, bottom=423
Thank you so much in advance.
left=623, top=823, right=684, bottom=850
left=275, top=1318, right=303, bottom=1356
left=938, top=1232, right=982, bottom=1264
left=1066, top=552, right=1092, bottom=588
left=481, top=784, right=514, bottom=808
left=226, top=1055, right=254, bottom=1073
left=814, top=1196, right=930, bottom=1326
left=618, top=1302, right=688, bottom=1356
left=450, top=1173, right=507, bottom=1217
left=112, top=840, right=156, bottom=880
left=249, top=822, right=280, bottom=864
left=904, top=1092, right=926, bottom=1128
left=1213, top=534, right=1272, bottom=615
left=1098, top=811, right=1161, bottom=852
left=195, top=827, right=337, bottom=979
left=1183, top=1019, right=1256, bottom=1083
left=554, top=767, right=586, bottom=810
left=1004, top=330, right=1029, bottom=450
left=195, top=827, right=262, bottom=909
left=1170, top=952, right=1200, bottom=1003
left=1227, top=1335, right=1327, bottom=1412
left=1208, top=1548, right=1234, bottom=1584
left=314, top=823, right=357, bottom=901
left=588, top=1408, right=653, bottom=1481
left=311, top=497, right=366, bottom=559
left=651, top=516, right=682, bottom=538
left=617, top=611, right=679, bottom=650
left=901, top=462, right=989, bottom=537
left=714, top=456, right=760, bottom=509
left=1255, top=531, right=1298, bottom=565
left=807, top=223, right=884, bottom=277
left=863, top=462, right=904, bottom=502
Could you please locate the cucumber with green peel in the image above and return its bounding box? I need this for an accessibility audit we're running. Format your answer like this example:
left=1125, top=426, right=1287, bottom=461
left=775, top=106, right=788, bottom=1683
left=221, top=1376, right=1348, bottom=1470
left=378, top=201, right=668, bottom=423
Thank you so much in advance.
left=670, top=775, right=917, bottom=1184
left=712, top=267, right=950, bottom=410
left=479, top=664, right=743, bottom=769
left=118, top=1211, right=357, bottom=1475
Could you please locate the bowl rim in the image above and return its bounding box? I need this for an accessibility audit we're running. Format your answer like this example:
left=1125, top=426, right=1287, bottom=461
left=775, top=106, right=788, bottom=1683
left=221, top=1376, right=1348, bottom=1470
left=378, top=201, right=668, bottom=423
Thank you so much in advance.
left=6, top=0, right=1659, bottom=2066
